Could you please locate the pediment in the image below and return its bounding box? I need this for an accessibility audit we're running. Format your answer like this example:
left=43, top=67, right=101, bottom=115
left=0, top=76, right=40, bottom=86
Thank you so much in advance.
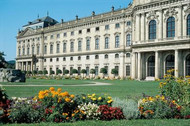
left=18, top=28, right=35, bottom=37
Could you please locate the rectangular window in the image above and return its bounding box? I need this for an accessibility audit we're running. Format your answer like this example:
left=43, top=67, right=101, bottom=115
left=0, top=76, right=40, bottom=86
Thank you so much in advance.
left=105, top=37, right=109, bottom=49
left=50, top=45, right=53, bottom=54
left=50, top=35, right=54, bottom=39
left=105, top=66, right=108, bottom=75
left=63, top=43, right=66, bottom=52
left=95, top=38, right=99, bottom=50
left=56, top=44, right=60, bottom=53
left=70, top=42, right=74, bottom=52
left=18, top=48, right=21, bottom=56
left=95, top=66, right=99, bottom=76
left=115, top=66, right=119, bottom=76
left=27, top=48, right=30, bottom=55
left=32, top=46, right=34, bottom=54
left=86, top=39, right=90, bottom=50
left=115, top=23, right=120, bottom=28
left=71, top=31, right=74, bottom=36
left=63, top=32, right=67, bottom=37
left=78, top=41, right=82, bottom=51
left=115, top=36, right=120, bottom=48
left=127, top=21, right=131, bottom=26
left=126, top=34, right=131, bottom=46
left=78, top=67, right=81, bottom=75
left=44, top=36, right=47, bottom=40
left=79, top=30, right=82, bottom=34
left=44, top=45, right=47, bottom=54
left=37, top=46, right=40, bottom=55
left=126, top=65, right=130, bottom=76
left=57, top=34, right=60, bottom=38
left=86, top=67, right=89, bottom=76
left=95, top=27, right=99, bottom=31
left=87, top=28, right=90, bottom=33
left=105, top=25, right=109, bottom=30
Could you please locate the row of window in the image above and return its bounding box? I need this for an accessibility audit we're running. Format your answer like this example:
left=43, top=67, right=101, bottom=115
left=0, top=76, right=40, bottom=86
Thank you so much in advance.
left=148, top=15, right=190, bottom=39
left=19, top=34, right=132, bottom=56
left=44, top=22, right=131, bottom=39
left=45, top=35, right=131, bottom=54
left=44, top=53, right=130, bottom=62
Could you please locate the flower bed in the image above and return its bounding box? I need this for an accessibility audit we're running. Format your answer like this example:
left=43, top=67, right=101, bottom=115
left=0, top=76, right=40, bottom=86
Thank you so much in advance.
left=0, top=70, right=190, bottom=124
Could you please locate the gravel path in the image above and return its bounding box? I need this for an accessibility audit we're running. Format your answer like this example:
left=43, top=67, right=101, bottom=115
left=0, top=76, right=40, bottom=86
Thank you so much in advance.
left=0, top=82, right=112, bottom=87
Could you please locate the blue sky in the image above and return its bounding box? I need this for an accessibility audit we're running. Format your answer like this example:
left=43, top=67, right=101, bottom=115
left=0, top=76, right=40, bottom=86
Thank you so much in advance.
left=0, top=0, right=132, bottom=61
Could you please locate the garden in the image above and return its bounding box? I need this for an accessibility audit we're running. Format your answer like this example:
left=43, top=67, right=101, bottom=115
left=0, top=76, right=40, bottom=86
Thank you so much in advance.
left=0, top=69, right=190, bottom=126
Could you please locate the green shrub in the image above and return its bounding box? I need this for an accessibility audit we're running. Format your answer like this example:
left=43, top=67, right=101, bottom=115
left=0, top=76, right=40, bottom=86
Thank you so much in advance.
left=112, top=97, right=139, bottom=119
left=38, top=70, right=43, bottom=75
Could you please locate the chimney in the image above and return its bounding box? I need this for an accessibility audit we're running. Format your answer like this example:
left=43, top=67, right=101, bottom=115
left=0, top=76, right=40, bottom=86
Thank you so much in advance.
left=92, top=11, right=95, bottom=16
left=76, top=15, right=78, bottom=20
left=112, top=6, right=114, bottom=12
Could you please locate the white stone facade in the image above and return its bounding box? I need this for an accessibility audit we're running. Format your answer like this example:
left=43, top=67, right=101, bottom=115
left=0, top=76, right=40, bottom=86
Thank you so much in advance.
left=16, top=0, right=190, bottom=80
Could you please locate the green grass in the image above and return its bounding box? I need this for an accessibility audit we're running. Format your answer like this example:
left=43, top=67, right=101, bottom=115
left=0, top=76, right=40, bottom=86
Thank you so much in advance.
left=2, top=79, right=159, bottom=99
left=5, top=119, right=190, bottom=126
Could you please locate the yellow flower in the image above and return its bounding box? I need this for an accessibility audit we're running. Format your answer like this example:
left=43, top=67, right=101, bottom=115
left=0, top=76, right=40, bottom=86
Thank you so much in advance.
left=160, top=95, right=165, bottom=100
left=65, top=97, right=71, bottom=102
left=155, top=95, right=160, bottom=99
left=91, top=98, right=97, bottom=101
left=142, top=98, right=147, bottom=103
left=70, top=94, right=75, bottom=98
left=82, top=97, right=86, bottom=99
left=107, top=99, right=113, bottom=104
left=49, top=87, right=55, bottom=91
left=148, top=97, right=154, bottom=101
left=107, top=96, right=112, bottom=100
left=98, top=97, right=102, bottom=101
left=92, top=93, right=96, bottom=97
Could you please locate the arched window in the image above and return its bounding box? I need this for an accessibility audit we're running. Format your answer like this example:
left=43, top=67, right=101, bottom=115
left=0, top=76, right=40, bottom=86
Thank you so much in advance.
left=27, top=47, right=30, bottom=55
left=44, top=45, right=47, bottom=54
left=37, top=45, right=40, bottom=55
left=50, top=44, right=53, bottom=54
left=115, top=36, right=119, bottom=48
left=167, top=17, right=175, bottom=37
left=186, top=54, right=190, bottom=76
left=149, top=20, right=156, bottom=39
left=147, top=56, right=155, bottom=77
left=166, top=54, right=175, bottom=74
left=86, top=39, right=90, bottom=50
left=95, top=55, right=99, bottom=59
left=70, top=42, right=74, bottom=52
left=105, top=54, right=108, bottom=59
left=187, top=14, right=190, bottom=36
left=126, top=34, right=131, bottom=46
left=115, top=54, right=119, bottom=58
left=78, top=56, right=81, bottom=60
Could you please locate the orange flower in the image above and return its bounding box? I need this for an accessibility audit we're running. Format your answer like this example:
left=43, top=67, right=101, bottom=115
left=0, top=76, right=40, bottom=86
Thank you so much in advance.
left=57, top=88, right=62, bottom=92
left=59, top=92, right=69, bottom=97
left=49, top=87, right=55, bottom=91
left=66, top=117, right=69, bottom=120
left=70, top=94, right=75, bottom=98
left=65, top=97, right=71, bottom=102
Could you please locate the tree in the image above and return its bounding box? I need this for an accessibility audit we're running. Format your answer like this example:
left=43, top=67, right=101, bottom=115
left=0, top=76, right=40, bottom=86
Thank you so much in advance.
left=56, top=69, right=62, bottom=75
left=0, top=52, right=7, bottom=68
left=90, top=68, right=96, bottom=78
left=50, top=70, right=55, bottom=75
left=63, top=69, right=69, bottom=75
left=100, top=68, right=107, bottom=78
left=111, top=68, right=118, bottom=78
left=32, top=70, right=37, bottom=75
left=71, top=69, right=78, bottom=75
left=43, top=69, right=48, bottom=75
left=38, top=70, right=43, bottom=75
left=81, top=69, right=87, bottom=78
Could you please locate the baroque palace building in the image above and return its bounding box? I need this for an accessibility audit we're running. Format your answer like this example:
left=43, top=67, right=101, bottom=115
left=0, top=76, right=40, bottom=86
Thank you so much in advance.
left=16, top=0, right=190, bottom=80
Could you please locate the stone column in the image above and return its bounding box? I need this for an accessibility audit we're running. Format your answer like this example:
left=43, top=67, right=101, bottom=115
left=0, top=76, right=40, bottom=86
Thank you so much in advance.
left=136, top=14, right=140, bottom=42
left=158, top=9, right=163, bottom=40
left=26, top=62, right=28, bottom=71
left=131, top=52, right=136, bottom=79
left=16, top=61, right=19, bottom=69
left=141, top=13, right=145, bottom=41
left=137, top=52, right=142, bottom=80
left=119, top=53, right=125, bottom=79
left=39, top=33, right=44, bottom=71
left=155, top=51, right=159, bottom=79
left=175, top=49, right=179, bottom=78
left=178, top=5, right=183, bottom=37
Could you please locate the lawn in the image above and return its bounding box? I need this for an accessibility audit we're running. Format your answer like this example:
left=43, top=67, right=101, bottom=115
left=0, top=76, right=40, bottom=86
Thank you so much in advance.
left=2, top=79, right=190, bottom=126
left=2, top=79, right=159, bottom=99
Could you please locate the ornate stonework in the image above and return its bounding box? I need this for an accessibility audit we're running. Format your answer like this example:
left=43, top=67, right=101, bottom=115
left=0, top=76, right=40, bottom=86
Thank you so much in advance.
left=147, top=11, right=159, bottom=24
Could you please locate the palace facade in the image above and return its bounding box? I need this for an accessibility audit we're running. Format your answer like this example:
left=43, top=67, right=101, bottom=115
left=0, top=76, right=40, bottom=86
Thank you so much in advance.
left=16, top=0, right=190, bottom=80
